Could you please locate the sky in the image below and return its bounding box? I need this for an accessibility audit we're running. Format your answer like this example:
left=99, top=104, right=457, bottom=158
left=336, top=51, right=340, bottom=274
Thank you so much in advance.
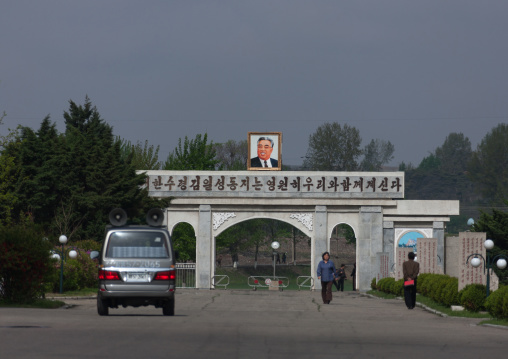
left=1, top=1, right=507, bottom=167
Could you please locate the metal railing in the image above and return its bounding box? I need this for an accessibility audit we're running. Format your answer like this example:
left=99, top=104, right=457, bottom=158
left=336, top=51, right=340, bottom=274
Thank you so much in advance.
left=175, top=263, right=196, bottom=288
left=297, top=276, right=314, bottom=290
left=247, top=276, right=289, bottom=291
left=212, top=275, right=230, bottom=290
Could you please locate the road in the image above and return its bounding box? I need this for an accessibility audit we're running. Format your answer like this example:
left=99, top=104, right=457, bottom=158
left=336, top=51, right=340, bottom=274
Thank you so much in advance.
left=0, top=290, right=506, bottom=358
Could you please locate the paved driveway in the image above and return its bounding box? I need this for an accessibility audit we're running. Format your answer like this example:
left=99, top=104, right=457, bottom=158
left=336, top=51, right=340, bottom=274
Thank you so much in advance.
left=0, top=290, right=506, bottom=358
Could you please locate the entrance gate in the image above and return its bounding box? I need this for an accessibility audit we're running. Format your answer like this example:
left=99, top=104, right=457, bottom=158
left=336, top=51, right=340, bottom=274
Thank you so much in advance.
left=143, top=170, right=459, bottom=291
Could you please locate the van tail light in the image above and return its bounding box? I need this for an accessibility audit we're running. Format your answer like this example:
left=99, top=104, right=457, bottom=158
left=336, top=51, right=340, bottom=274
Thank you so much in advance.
left=99, top=270, right=121, bottom=280
left=154, top=270, right=176, bottom=281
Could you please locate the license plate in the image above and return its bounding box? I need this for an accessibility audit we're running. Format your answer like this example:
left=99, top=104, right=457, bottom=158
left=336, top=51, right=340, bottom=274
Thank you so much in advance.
left=126, top=273, right=150, bottom=282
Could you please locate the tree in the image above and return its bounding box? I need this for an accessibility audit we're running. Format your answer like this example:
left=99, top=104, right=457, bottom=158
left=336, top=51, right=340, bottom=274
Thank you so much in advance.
left=468, top=124, right=508, bottom=204
left=118, top=139, right=162, bottom=170
left=417, top=153, right=441, bottom=171
left=5, top=97, right=150, bottom=240
left=214, top=139, right=248, bottom=170
left=163, top=133, right=218, bottom=170
left=435, top=133, right=472, bottom=174
left=0, top=225, right=55, bottom=303
left=303, top=123, right=362, bottom=171
left=471, top=203, right=508, bottom=284
left=360, top=139, right=395, bottom=171
left=172, top=223, right=196, bottom=262
left=0, top=112, right=20, bottom=225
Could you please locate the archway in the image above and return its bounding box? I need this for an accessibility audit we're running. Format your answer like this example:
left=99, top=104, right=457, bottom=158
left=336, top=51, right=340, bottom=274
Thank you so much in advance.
left=171, top=222, right=197, bottom=288
left=213, top=218, right=312, bottom=290
left=330, top=223, right=357, bottom=291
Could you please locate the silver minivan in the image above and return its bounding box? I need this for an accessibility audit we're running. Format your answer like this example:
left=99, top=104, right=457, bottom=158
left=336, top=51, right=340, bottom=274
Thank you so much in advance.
left=92, top=209, right=176, bottom=316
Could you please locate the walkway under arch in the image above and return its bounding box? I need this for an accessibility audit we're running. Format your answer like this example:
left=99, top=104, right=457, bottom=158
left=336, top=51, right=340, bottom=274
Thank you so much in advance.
left=143, top=170, right=459, bottom=291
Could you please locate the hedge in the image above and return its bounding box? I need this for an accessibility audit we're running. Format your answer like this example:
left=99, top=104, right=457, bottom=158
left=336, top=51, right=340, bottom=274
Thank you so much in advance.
left=485, top=285, right=508, bottom=319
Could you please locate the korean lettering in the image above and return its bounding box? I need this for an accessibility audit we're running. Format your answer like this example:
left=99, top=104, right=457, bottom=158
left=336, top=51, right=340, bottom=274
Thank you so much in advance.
left=353, top=177, right=364, bottom=192
left=278, top=177, right=288, bottom=191
left=328, top=177, right=339, bottom=192
left=267, top=177, right=276, bottom=191
left=303, top=177, right=313, bottom=191
left=290, top=177, right=301, bottom=191
left=378, top=177, right=389, bottom=192
left=215, top=176, right=225, bottom=190
left=203, top=176, right=213, bottom=191
left=164, top=176, right=175, bottom=190
left=316, top=177, right=326, bottom=191
left=227, top=177, right=238, bottom=191
left=178, top=176, right=188, bottom=190
left=391, top=177, right=401, bottom=192
left=366, top=177, right=376, bottom=192
left=190, top=176, right=200, bottom=191
left=240, top=177, right=250, bottom=191
left=152, top=176, right=162, bottom=190
left=341, top=177, right=351, bottom=192
left=252, top=177, right=263, bottom=191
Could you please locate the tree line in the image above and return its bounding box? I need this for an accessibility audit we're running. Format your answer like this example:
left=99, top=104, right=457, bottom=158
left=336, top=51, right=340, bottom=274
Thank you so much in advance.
left=1, top=97, right=507, bottom=260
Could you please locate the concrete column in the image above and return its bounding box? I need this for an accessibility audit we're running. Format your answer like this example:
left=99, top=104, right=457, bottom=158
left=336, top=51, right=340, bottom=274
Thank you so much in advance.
left=358, top=206, right=383, bottom=291
left=433, top=221, right=445, bottom=272
left=383, top=221, right=395, bottom=271
left=312, top=206, right=328, bottom=290
left=196, top=205, right=212, bottom=289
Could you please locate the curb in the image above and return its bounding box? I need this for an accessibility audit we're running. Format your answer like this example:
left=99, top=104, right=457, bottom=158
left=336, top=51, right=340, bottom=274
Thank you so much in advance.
left=46, top=296, right=97, bottom=300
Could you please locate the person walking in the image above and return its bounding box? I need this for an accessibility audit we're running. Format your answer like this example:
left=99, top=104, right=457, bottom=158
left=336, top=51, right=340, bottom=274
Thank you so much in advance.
left=333, top=264, right=347, bottom=292
left=317, top=252, right=336, bottom=304
left=350, top=262, right=356, bottom=291
left=402, top=252, right=420, bottom=309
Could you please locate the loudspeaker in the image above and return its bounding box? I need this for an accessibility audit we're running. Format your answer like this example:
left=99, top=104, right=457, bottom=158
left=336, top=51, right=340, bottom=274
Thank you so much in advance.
left=146, top=208, right=164, bottom=227
left=109, top=208, right=128, bottom=227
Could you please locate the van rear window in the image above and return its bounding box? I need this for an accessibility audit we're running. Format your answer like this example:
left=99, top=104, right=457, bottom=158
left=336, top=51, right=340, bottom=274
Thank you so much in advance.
left=106, top=231, right=170, bottom=258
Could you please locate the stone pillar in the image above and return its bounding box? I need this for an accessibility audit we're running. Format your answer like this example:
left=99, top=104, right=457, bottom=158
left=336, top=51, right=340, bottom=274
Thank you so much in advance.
left=433, top=221, right=445, bottom=272
left=383, top=221, right=395, bottom=272
left=196, top=205, right=212, bottom=289
left=312, top=206, right=328, bottom=290
left=358, top=206, right=383, bottom=291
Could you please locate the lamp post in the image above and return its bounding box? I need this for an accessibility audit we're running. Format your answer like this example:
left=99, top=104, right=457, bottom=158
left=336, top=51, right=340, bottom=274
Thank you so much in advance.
left=466, top=238, right=508, bottom=297
left=271, top=241, right=280, bottom=278
left=51, top=235, right=77, bottom=294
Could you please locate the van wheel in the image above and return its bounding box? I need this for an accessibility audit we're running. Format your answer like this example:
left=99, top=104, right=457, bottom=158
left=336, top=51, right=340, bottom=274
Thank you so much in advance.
left=162, top=299, right=175, bottom=316
left=97, top=297, right=109, bottom=316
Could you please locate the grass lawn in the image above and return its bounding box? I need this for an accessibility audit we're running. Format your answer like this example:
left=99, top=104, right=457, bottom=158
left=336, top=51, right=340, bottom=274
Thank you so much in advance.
left=367, top=290, right=508, bottom=327
left=0, top=298, right=66, bottom=309
left=44, top=288, right=97, bottom=297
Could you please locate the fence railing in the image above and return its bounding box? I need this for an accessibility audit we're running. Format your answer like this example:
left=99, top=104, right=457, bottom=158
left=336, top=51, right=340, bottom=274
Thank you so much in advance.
left=212, top=275, right=230, bottom=290
left=247, top=276, right=289, bottom=291
left=296, top=276, right=314, bottom=290
left=175, top=263, right=196, bottom=288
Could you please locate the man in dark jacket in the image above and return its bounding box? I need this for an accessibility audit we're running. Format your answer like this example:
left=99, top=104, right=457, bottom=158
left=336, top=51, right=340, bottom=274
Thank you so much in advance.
left=333, top=264, right=347, bottom=292
left=402, top=252, right=420, bottom=309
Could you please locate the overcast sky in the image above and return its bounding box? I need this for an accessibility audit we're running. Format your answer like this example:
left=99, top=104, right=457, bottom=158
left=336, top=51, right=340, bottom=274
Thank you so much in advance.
left=1, top=1, right=507, bottom=167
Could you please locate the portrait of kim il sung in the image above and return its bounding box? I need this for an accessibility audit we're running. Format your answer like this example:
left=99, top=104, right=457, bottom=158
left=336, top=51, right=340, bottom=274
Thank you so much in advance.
left=248, top=132, right=282, bottom=171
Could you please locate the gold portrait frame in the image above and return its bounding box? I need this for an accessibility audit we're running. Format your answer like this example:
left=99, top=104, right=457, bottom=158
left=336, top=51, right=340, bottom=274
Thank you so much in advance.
left=247, top=132, right=282, bottom=171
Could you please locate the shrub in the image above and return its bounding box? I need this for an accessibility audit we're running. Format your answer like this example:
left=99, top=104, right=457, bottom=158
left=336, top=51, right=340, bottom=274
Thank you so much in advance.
left=391, top=279, right=404, bottom=296
left=440, top=277, right=459, bottom=307
left=73, top=240, right=102, bottom=252
left=377, top=277, right=395, bottom=293
left=459, top=284, right=486, bottom=312
left=429, top=275, right=449, bottom=303
left=417, top=273, right=434, bottom=296
left=371, top=277, right=377, bottom=290
left=0, top=226, right=55, bottom=303
left=485, top=285, right=508, bottom=319
left=49, top=247, right=99, bottom=292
